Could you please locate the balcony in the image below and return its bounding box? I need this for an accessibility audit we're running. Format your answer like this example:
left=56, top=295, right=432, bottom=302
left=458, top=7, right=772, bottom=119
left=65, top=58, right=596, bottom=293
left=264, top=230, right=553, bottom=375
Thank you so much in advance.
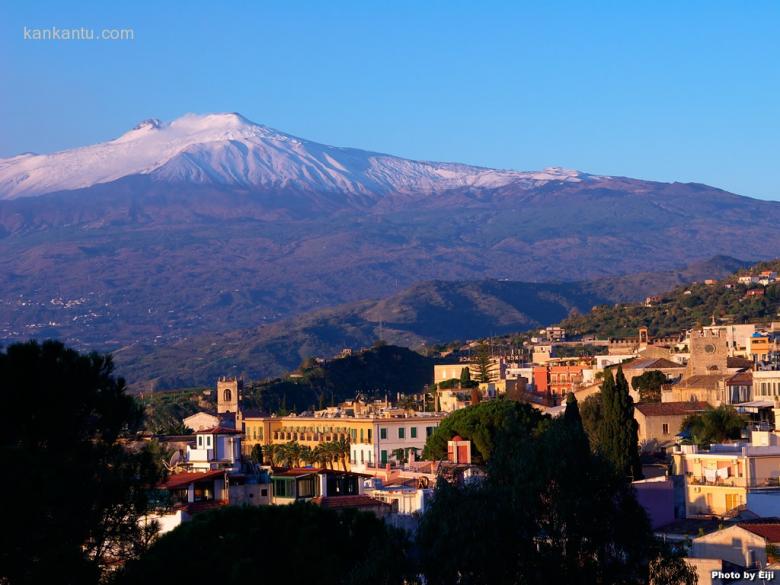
left=187, top=448, right=213, bottom=462
left=688, top=475, right=780, bottom=489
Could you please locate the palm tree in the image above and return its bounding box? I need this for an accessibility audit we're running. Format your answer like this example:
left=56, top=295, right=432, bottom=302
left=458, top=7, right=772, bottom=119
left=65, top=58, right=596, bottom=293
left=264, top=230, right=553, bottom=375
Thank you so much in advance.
left=312, top=444, right=326, bottom=469
left=290, top=441, right=303, bottom=467
left=683, top=406, right=745, bottom=446
left=300, top=445, right=314, bottom=467
left=325, top=441, right=340, bottom=470
left=262, top=444, right=277, bottom=466
left=336, top=438, right=351, bottom=471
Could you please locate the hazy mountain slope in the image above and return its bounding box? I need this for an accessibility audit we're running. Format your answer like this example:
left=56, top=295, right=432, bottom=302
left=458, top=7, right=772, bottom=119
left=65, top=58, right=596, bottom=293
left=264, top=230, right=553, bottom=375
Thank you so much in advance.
left=114, top=256, right=748, bottom=389
left=0, top=113, right=777, bottom=353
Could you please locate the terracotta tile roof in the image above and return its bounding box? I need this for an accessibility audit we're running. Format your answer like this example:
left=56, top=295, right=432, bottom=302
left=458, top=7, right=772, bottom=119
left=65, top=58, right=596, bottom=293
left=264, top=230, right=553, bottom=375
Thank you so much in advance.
left=197, top=426, right=243, bottom=435
left=160, top=469, right=225, bottom=489
left=739, top=522, right=780, bottom=542
left=728, top=357, right=754, bottom=369
left=727, top=371, right=753, bottom=385
left=677, top=375, right=726, bottom=389
left=311, top=495, right=391, bottom=510
left=626, top=357, right=685, bottom=370
left=635, top=401, right=710, bottom=417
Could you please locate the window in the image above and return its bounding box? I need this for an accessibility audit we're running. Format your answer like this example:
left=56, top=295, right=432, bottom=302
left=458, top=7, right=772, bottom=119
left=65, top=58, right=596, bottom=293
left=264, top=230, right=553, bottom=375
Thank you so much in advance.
left=726, top=493, right=739, bottom=512
left=297, top=477, right=316, bottom=498
left=326, top=474, right=358, bottom=496
left=426, top=426, right=434, bottom=437
left=662, top=423, right=669, bottom=435
left=411, top=427, right=417, bottom=439
left=197, top=435, right=203, bottom=447
left=381, top=450, right=388, bottom=464
left=273, top=478, right=291, bottom=498
left=261, top=488, right=268, bottom=497
left=367, top=429, right=372, bottom=443
left=398, top=428, right=405, bottom=439
left=380, top=428, right=387, bottom=440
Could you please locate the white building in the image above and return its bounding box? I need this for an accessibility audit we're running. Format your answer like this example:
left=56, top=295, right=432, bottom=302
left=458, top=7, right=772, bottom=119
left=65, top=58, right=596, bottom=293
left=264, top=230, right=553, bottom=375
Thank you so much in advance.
left=349, top=414, right=443, bottom=470
left=186, top=426, right=243, bottom=472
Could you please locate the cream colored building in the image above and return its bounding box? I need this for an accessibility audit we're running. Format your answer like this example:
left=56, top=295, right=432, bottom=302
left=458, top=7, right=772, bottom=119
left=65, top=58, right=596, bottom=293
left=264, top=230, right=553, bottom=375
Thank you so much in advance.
left=753, top=371, right=780, bottom=400
left=434, top=358, right=507, bottom=385
left=634, top=401, right=709, bottom=447
left=673, top=431, right=780, bottom=517
left=434, top=363, right=471, bottom=384
left=689, top=522, right=780, bottom=583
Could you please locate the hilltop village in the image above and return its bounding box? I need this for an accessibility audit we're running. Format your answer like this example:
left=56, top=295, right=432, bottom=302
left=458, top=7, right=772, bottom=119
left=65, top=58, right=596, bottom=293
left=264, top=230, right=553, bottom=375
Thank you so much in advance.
left=127, top=269, right=780, bottom=584
left=9, top=265, right=780, bottom=584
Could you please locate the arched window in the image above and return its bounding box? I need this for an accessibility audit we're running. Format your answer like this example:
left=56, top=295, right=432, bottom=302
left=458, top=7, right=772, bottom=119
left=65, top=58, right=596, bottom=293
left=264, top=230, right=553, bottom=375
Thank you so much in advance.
left=224, top=388, right=232, bottom=403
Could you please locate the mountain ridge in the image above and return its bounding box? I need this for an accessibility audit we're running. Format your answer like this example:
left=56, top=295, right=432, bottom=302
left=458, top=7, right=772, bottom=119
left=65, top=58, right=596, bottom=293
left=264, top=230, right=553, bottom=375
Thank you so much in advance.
left=113, top=255, right=750, bottom=389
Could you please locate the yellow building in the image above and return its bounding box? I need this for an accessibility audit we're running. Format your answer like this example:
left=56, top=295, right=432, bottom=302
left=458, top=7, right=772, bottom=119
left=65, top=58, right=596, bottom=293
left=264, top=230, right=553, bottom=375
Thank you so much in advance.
left=747, top=333, right=775, bottom=362
left=673, top=431, right=780, bottom=517
left=242, top=413, right=443, bottom=469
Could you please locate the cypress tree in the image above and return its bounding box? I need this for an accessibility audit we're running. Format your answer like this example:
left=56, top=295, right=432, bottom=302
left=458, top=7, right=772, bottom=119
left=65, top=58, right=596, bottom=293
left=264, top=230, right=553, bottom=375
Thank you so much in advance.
left=600, top=366, right=643, bottom=480
left=564, top=391, right=589, bottom=454
left=459, top=366, right=472, bottom=387
left=564, top=392, right=583, bottom=432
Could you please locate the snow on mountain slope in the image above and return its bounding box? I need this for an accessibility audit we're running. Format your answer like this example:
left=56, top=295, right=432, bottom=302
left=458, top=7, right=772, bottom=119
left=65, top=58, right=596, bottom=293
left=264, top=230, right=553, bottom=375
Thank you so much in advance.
left=0, top=112, right=596, bottom=199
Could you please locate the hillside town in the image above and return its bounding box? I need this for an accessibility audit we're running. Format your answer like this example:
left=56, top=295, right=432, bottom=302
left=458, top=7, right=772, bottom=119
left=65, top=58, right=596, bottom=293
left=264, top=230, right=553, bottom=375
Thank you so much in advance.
left=119, top=290, right=780, bottom=585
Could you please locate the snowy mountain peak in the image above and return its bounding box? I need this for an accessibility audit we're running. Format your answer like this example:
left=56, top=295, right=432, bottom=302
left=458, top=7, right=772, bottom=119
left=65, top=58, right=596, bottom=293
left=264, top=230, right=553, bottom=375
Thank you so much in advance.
left=0, top=112, right=599, bottom=199
left=133, top=118, right=162, bottom=131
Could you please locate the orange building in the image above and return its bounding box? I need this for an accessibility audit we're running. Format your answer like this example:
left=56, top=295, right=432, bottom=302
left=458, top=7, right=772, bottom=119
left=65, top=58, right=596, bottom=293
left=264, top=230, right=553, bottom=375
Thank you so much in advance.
left=533, top=364, right=585, bottom=396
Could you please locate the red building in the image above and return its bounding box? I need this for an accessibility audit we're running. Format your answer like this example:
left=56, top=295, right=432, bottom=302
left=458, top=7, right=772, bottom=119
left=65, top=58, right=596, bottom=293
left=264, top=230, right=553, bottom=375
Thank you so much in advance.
left=533, top=364, right=585, bottom=396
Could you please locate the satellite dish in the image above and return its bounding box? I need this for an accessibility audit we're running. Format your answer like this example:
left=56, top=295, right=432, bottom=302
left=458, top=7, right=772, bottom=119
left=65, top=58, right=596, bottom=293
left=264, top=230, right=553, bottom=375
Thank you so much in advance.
left=163, top=450, right=182, bottom=472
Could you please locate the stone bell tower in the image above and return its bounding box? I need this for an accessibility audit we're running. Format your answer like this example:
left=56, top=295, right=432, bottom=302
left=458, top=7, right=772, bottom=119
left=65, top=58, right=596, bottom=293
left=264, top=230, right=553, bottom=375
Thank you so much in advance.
left=686, top=329, right=728, bottom=377
left=217, top=377, right=242, bottom=414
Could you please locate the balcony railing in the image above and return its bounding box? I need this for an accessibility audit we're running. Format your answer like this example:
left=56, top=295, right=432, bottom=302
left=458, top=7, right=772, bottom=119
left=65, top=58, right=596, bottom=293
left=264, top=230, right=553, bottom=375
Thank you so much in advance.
left=688, top=475, right=780, bottom=489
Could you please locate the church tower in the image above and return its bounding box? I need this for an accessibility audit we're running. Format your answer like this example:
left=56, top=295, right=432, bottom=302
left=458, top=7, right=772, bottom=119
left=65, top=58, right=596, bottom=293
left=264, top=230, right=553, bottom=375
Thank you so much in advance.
left=217, top=377, right=241, bottom=414
left=686, top=329, right=728, bottom=377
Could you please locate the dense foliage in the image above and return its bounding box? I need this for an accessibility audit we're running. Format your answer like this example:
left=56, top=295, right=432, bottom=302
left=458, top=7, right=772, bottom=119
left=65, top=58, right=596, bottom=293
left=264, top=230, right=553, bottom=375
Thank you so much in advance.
left=417, top=396, right=696, bottom=585
left=116, top=504, right=412, bottom=585
left=632, top=370, right=669, bottom=403
left=140, top=387, right=204, bottom=433
left=580, top=392, right=604, bottom=448
left=0, top=341, right=164, bottom=584
left=422, top=399, right=547, bottom=463
left=558, top=264, right=780, bottom=339
left=683, top=405, right=746, bottom=446
left=244, top=344, right=435, bottom=413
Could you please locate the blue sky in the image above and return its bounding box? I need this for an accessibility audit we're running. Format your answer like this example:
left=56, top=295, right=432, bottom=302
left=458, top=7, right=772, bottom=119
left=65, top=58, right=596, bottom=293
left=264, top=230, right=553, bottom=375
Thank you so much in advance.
left=2, top=0, right=779, bottom=199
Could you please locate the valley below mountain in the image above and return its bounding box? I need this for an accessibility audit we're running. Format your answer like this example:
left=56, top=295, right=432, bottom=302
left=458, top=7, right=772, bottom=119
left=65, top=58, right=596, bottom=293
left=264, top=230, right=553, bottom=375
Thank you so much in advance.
left=112, top=255, right=749, bottom=389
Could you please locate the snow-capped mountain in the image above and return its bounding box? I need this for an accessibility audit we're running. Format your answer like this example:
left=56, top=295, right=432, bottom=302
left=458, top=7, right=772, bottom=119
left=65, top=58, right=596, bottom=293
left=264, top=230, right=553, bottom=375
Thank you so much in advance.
left=0, top=112, right=595, bottom=199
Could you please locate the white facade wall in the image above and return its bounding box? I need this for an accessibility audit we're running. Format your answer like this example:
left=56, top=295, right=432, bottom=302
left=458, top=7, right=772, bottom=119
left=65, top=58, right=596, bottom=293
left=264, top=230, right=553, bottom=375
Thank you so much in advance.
left=373, top=419, right=440, bottom=465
